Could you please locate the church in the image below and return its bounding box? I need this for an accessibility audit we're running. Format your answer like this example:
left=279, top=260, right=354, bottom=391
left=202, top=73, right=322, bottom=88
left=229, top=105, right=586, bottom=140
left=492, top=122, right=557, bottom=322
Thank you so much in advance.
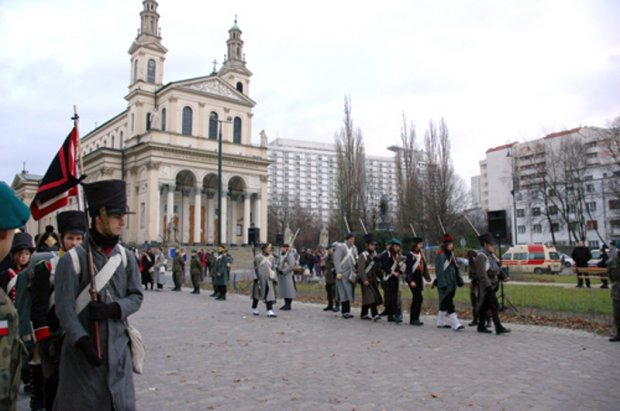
left=13, top=0, right=269, bottom=246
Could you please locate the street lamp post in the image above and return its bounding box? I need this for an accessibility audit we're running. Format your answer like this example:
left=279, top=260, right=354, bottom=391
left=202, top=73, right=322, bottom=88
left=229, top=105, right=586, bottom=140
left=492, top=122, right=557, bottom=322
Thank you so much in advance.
left=217, top=116, right=232, bottom=245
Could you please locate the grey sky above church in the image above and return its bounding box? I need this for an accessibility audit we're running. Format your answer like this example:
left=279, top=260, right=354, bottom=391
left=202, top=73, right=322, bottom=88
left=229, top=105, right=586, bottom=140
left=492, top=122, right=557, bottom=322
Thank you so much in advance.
left=1, top=0, right=619, bottom=190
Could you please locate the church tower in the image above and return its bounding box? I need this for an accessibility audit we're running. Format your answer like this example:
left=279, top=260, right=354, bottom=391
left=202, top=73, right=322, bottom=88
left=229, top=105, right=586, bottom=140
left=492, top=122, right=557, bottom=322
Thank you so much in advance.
left=220, top=16, right=252, bottom=96
left=126, top=0, right=168, bottom=136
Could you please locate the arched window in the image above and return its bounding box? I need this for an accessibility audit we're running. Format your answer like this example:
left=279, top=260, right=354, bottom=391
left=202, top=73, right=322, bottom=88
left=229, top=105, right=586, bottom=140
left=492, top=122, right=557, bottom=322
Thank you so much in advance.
left=133, top=59, right=138, bottom=82
left=120, top=131, right=124, bottom=149
left=208, top=111, right=218, bottom=139
left=233, top=116, right=242, bottom=144
left=111, top=135, right=115, bottom=148
left=182, top=106, right=193, bottom=135
left=236, top=82, right=243, bottom=93
left=147, top=59, right=156, bottom=83
left=161, top=108, right=167, bottom=132
left=146, top=113, right=152, bottom=130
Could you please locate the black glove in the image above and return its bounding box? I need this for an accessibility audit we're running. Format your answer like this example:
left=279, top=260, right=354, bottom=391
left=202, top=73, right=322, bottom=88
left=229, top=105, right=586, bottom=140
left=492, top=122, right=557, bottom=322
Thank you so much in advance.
left=88, top=301, right=121, bottom=320
left=75, top=336, right=103, bottom=366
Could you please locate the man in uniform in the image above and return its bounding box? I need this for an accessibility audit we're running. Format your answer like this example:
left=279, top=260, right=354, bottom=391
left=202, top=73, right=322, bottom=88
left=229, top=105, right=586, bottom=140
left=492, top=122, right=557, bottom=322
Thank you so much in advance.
left=475, top=233, right=510, bottom=335
left=382, top=238, right=404, bottom=324
left=0, top=181, right=30, bottom=411
left=172, top=248, right=185, bottom=291
left=30, top=210, right=86, bottom=410
left=607, top=240, right=620, bottom=342
left=190, top=249, right=203, bottom=294
left=277, top=244, right=296, bottom=311
left=358, top=234, right=382, bottom=321
left=54, top=179, right=143, bottom=410
left=404, top=236, right=431, bottom=326
left=322, top=244, right=338, bottom=312
left=211, top=245, right=231, bottom=301
left=334, top=233, right=358, bottom=319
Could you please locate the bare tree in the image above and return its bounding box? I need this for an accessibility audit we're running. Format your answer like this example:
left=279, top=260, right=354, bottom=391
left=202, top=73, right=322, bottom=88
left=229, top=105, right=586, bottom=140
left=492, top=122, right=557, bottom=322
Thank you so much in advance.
left=422, top=118, right=468, bottom=241
left=334, top=96, right=367, bottom=233
left=394, top=113, right=422, bottom=231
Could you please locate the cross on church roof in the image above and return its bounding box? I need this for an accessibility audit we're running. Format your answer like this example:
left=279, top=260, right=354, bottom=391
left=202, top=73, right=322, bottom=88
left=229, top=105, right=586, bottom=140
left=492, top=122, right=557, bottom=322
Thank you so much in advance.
left=212, top=59, right=218, bottom=73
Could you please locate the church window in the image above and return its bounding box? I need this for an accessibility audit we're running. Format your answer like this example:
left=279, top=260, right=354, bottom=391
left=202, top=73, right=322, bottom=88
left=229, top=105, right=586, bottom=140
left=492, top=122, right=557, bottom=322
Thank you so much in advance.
left=236, top=46, right=240, bottom=58
left=182, top=106, right=193, bottom=135
left=146, top=113, right=152, bottom=130
left=236, top=82, right=243, bottom=93
left=111, top=135, right=115, bottom=148
left=133, top=59, right=138, bottom=82
left=161, top=108, right=167, bottom=131
left=233, top=116, right=242, bottom=144
left=209, top=111, right=218, bottom=139
left=147, top=59, right=156, bottom=83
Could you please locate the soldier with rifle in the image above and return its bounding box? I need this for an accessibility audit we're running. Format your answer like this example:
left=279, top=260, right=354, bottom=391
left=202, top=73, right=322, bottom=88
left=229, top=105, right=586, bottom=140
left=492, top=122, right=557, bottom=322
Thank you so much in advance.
left=251, top=243, right=278, bottom=318
left=54, top=180, right=143, bottom=410
left=381, top=238, right=404, bottom=324
left=404, top=234, right=431, bottom=326
left=333, top=231, right=358, bottom=319
left=358, top=233, right=382, bottom=321
left=278, top=229, right=299, bottom=311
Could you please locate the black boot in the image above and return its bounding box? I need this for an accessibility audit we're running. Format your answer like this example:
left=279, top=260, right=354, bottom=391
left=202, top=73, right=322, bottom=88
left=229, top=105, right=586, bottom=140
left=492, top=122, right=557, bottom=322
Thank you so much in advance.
left=280, top=298, right=292, bottom=311
left=492, top=311, right=510, bottom=335
left=30, top=364, right=44, bottom=411
left=610, top=328, right=620, bottom=342
left=477, top=312, right=492, bottom=334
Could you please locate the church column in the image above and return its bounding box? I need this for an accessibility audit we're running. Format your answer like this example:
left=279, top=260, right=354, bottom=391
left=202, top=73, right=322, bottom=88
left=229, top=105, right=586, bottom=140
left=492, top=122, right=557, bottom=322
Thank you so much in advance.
left=182, top=189, right=191, bottom=244
left=219, top=193, right=227, bottom=244
left=166, top=184, right=174, bottom=243
left=253, top=193, right=261, bottom=231
left=206, top=191, right=215, bottom=244
left=146, top=163, right=160, bottom=243
left=193, top=184, right=202, bottom=244
left=243, top=193, right=251, bottom=245
left=230, top=194, right=238, bottom=245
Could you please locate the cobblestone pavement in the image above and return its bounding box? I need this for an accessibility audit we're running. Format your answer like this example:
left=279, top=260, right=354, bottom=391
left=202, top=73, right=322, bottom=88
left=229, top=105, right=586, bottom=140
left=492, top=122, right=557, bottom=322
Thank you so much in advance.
left=18, top=279, right=620, bottom=411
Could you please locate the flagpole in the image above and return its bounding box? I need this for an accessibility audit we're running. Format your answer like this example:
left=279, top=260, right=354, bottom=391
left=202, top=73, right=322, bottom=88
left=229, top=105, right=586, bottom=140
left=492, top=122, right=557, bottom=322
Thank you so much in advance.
left=73, top=106, right=103, bottom=361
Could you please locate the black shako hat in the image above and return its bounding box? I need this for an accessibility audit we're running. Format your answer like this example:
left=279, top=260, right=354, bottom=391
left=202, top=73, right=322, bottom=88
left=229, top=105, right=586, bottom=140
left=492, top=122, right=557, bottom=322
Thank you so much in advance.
left=83, top=180, right=133, bottom=217
left=11, top=232, right=35, bottom=254
left=412, top=236, right=424, bottom=244
left=57, top=211, right=87, bottom=235
left=364, top=233, right=377, bottom=245
left=478, top=232, right=497, bottom=246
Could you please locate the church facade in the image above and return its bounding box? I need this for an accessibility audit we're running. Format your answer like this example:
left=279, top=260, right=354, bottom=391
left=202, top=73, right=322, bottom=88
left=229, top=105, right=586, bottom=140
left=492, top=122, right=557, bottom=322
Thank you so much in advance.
left=14, top=0, right=269, bottom=246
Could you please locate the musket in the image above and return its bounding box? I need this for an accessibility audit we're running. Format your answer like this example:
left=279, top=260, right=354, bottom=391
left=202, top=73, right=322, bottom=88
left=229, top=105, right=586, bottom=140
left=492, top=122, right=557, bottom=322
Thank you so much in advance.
left=409, top=223, right=417, bottom=237
left=437, top=216, right=446, bottom=234
left=462, top=214, right=480, bottom=237
left=280, top=228, right=300, bottom=271
left=343, top=216, right=351, bottom=233
left=359, top=218, right=368, bottom=235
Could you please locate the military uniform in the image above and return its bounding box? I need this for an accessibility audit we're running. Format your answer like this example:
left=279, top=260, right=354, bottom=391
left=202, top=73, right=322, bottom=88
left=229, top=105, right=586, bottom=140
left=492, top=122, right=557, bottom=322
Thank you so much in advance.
left=0, top=181, right=30, bottom=411
left=358, top=244, right=382, bottom=320
left=607, top=244, right=620, bottom=342
left=404, top=238, right=431, bottom=326
left=333, top=235, right=358, bottom=318
left=381, top=239, right=404, bottom=324
left=190, top=253, right=202, bottom=294
left=435, top=234, right=464, bottom=331
left=322, top=247, right=338, bottom=312
left=172, top=251, right=185, bottom=291
left=252, top=248, right=277, bottom=317
left=277, top=246, right=296, bottom=310
left=211, top=249, right=230, bottom=300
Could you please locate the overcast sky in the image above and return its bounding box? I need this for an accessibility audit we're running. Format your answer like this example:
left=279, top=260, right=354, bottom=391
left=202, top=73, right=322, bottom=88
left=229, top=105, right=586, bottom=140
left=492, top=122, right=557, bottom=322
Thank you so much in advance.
left=1, top=0, right=619, bottom=189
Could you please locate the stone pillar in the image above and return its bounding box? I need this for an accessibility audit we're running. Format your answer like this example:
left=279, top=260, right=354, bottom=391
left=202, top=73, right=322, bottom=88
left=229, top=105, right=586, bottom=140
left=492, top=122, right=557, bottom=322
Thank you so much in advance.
left=182, top=189, right=191, bottom=244
left=206, top=191, right=215, bottom=244
left=193, top=185, right=201, bottom=244
left=146, top=163, right=160, bottom=243
left=220, top=193, right=227, bottom=244
left=254, top=194, right=261, bottom=230
left=230, top=194, right=238, bottom=245
left=166, top=185, right=174, bottom=243
left=243, top=194, right=251, bottom=245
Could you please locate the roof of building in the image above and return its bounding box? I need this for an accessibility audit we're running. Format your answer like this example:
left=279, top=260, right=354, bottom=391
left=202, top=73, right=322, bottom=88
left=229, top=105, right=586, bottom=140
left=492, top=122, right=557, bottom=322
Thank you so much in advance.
left=485, top=142, right=516, bottom=154
left=543, top=126, right=582, bottom=140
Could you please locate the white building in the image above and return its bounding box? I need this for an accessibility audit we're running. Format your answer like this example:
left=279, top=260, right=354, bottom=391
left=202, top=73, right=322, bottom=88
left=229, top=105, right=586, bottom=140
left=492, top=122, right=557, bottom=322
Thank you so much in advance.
left=267, top=138, right=399, bottom=223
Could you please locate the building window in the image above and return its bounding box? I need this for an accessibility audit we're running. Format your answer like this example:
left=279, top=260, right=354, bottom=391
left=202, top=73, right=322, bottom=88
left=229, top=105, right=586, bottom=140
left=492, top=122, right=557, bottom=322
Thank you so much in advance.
left=586, top=184, right=595, bottom=193
left=548, top=205, right=558, bottom=215
left=209, top=112, right=218, bottom=139
left=588, top=240, right=600, bottom=248
left=517, top=226, right=526, bottom=234
left=146, top=113, right=151, bottom=130
left=586, top=202, right=597, bottom=212
left=587, top=220, right=598, bottom=230
left=516, top=209, right=525, bottom=218
left=133, top=59, right=138, bottom=82
left=147, top=59, right=156, bottom=83
left=182, top=106, right=193, bottom=135
left=610, top=200, right=620, bottom=210
left=551, top=222, right=560, bottom=232
left=533, top=224, right=542, bottom=233
left=532, top=207, right=541, bottom=216
left=161, top=108, right=166, bottom=131
left=111, top=135, right=115, bottom=148
left=233, top=116, right=242, bottom=144
left=236, top=81, right=243, bottom=93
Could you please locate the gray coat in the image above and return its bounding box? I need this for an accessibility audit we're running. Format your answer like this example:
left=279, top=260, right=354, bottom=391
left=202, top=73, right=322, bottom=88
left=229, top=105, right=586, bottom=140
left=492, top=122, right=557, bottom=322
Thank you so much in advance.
left=253, top=253, right=276, bottom=302
left=277, top=251, right=296, bottom=299
left=153, top=252, right=165, bottom=285
left=334, top=241, right=358, bottom=303
left=54, top=241, right=143, bottom=411
left=358, top=250, right=382, bottom=306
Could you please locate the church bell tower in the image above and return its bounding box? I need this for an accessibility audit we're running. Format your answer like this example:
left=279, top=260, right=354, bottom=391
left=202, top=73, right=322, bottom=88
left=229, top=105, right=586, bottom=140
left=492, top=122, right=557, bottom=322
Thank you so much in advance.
left=220, top=16, right=252, bottom=96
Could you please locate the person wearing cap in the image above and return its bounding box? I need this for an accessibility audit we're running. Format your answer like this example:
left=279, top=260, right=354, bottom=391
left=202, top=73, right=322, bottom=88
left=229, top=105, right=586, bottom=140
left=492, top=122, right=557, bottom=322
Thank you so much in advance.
left=334, top=232, right=358, bottom=319
left=35, top=225, right=61, bottom=253
left=606, top=240, right=620, bottom=342
left=475, top=233, right=510, bottom=335
left=405, top=237, right=431, bottom=326
left=381, top=238, right=405, bottom=324
left=29, top=210, right=86, bottom=410
left=435, top=233, right=464, bottom=331
left=252, top=243, right=278, bottom=317
left=172, top=248, right=186, bottom=292
left=322, top=243, right=339, bottom=312
left=53, top=180, right=143, bottom=410
left=277, top=243, right=297, bottom=311
left=211, top=245, right=231, bottom=300
left=0, top=181, right=30, bottom=411
left=358, top=234, right=382, bottom=321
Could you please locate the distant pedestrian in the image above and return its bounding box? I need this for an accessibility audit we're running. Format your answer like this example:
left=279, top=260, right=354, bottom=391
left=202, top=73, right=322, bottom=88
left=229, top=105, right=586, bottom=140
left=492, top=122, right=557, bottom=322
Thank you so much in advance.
left=190, top=250, right=202, bottom=294
left=572, top=239, right=592, bottom=288
left=211, top=245, right=230, bottom=300
left=598, top=244, right=610, bottom=289
left=172, top=248, right=185, bottom=291
left=607, top=240, right=620, bottom=342
left=153, top=247, right=165, bottom=290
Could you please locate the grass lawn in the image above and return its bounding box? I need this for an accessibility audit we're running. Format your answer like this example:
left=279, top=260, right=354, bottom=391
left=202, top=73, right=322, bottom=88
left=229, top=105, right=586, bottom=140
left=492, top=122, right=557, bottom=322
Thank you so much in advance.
left=509, top=272, right=608, bottom=285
